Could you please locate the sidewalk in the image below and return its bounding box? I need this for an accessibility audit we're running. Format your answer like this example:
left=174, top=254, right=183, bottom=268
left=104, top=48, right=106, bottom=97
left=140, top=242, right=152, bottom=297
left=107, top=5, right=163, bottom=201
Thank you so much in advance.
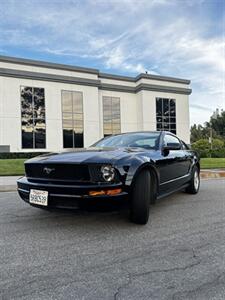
left=0, top=170, right=225, bottom=192
left=0, top=176, right=21, bottom=192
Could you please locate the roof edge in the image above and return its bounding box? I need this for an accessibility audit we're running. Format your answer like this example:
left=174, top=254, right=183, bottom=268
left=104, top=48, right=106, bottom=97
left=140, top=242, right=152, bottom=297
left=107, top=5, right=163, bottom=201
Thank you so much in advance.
left=0, top=67, right=192, bottom=95
left=99, top=72, right=190, bottom=85
left=0, top=55, right=99, bottom=75
left=99, top=72, right=135, bottom=82
left=135, top=73, right=191, bottom=84
left=0, top=55, right=191, bottom=85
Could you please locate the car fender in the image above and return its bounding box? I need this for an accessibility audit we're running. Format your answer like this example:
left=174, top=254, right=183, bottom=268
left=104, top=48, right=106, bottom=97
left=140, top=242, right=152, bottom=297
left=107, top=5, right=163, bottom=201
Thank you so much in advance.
left=125, top=160, right=160, bottom=193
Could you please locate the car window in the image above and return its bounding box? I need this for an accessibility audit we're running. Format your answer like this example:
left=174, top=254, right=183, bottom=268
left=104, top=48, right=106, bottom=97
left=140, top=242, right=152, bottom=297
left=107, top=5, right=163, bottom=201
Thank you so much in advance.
left=164, top=134, right=181, bottom=148
left=134, top=138, right=157, bottom=149
left=93, top=132, right=160, bottom=149
left=181, top=141, right=189, bottom=150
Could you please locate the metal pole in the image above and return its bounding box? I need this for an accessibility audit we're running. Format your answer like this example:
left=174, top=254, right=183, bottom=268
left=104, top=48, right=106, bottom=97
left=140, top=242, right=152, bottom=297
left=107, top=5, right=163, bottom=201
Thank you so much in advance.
left=209, top=128, right=213, bottom=158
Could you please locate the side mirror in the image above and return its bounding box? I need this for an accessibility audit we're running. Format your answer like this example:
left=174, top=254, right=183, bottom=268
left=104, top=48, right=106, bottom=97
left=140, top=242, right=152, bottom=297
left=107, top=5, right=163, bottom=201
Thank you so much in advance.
left=162, top=143, right=181, bottom=155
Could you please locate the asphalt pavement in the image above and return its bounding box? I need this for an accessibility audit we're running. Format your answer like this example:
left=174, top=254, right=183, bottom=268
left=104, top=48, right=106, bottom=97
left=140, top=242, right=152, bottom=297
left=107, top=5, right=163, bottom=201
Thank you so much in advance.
left=1, top=179, right=225, bottom=300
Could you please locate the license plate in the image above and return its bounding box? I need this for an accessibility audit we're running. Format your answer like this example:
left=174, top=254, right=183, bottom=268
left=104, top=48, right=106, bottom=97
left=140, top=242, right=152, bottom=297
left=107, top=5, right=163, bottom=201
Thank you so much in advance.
left=29, top=189, right=48, bottom=206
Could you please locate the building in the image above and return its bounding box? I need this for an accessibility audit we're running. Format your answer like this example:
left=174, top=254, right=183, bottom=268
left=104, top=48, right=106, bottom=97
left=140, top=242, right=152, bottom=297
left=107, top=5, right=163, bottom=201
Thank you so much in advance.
left=0, top=55, right=191, bottom=153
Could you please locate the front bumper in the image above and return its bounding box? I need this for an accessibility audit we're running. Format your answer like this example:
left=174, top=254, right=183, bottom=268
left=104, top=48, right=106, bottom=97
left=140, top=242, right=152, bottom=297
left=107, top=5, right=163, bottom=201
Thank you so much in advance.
left=17, top=177, right=128, bottom=209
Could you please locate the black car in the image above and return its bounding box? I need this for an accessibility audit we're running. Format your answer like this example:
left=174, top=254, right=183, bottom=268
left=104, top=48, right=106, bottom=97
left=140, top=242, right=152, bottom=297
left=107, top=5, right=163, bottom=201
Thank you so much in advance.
left=17, top=131, right=200, bottom=224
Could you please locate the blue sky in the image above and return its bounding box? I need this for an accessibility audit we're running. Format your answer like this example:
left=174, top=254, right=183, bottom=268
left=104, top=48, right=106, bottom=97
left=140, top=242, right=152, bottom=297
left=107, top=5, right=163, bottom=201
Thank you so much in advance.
left=0, top=0, right=224, bottom=125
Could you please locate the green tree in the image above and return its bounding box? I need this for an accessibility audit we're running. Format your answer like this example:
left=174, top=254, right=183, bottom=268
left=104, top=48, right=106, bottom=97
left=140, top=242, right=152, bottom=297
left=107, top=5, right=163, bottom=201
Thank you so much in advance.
left=190, top=124, right=211, bottom=143
left=209, top=110, right=225, bottom=137
left=191, top=110, right=225, bottom=143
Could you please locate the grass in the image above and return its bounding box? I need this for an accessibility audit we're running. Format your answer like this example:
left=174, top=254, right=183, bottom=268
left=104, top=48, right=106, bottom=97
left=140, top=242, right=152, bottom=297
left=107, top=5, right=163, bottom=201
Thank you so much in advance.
left=0, top=157, right=224, bottom=176
left=200, top=158, right=225, bottom=169
left=0, top=159, right=26, bottom=176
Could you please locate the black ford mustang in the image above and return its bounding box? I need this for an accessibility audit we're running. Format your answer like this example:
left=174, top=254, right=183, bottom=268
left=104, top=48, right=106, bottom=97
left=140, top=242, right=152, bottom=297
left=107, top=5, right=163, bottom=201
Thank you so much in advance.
left=17, top=131, right=200, bottom=224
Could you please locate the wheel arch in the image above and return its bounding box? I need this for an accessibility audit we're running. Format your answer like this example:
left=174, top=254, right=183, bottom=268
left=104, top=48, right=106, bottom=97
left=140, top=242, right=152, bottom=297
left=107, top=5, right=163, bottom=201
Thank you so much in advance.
left=130, top=162, right=159, bottom=195
left=196, top=161, right=200, bottom=172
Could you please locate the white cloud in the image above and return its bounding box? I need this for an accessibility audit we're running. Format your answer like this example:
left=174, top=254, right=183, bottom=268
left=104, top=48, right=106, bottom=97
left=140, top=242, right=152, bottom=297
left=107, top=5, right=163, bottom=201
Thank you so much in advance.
left=190, top=104, right=213, bottom=112
left=0, top=0, right=224, bottom=124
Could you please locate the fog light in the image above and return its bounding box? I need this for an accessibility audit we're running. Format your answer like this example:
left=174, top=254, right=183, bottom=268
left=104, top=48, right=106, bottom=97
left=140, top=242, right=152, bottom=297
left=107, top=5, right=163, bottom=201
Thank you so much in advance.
left=101, top=165, right=115, bottom=182
left=106, top=188, right=122, bottom=195
left=89, top=190, right=105, bottom=196
left=88, top=188, right=122, bottom=197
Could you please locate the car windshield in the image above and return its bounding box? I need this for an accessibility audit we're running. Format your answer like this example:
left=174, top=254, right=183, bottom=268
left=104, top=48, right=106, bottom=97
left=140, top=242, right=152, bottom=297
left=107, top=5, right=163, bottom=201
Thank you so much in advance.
left=93, top=132, right=161, bottom=150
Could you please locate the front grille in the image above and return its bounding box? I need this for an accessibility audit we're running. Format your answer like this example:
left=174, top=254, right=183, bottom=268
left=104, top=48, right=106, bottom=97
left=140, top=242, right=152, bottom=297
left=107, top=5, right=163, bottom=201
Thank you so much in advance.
left=89, top=165, right=103, bottom=182
left=25, top=163, right=90, bottom=182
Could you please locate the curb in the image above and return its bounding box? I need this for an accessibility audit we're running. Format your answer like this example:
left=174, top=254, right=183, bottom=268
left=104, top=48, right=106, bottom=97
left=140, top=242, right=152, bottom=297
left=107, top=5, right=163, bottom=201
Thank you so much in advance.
left=200, top=170, right=225, bottom=179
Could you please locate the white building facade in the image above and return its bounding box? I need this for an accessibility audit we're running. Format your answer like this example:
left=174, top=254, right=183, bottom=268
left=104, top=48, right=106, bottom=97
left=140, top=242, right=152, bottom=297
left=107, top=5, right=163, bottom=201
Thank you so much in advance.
left=0, top=55, right=191, bottom=153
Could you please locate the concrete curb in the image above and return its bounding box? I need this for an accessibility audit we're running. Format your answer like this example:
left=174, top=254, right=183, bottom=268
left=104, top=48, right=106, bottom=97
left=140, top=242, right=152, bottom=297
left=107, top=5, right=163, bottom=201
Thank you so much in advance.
left=200, top=169, right=225, bottom=179
left=0, top=170, right=225, bottom=192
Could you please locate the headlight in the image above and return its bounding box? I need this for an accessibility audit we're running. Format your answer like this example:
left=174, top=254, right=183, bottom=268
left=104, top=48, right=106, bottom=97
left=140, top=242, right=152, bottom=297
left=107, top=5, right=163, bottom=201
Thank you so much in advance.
left=101, top=165, right=115, bottom=182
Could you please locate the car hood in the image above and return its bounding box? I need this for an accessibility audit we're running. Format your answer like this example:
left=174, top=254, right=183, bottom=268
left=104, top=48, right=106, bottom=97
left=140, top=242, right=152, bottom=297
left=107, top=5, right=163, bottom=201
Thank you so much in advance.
left=26, top=147, right=153, bottom=165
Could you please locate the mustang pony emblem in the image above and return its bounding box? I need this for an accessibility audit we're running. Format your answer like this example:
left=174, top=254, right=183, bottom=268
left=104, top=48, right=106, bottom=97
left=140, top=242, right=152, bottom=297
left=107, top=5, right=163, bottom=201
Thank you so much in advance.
left=43, top=167, right=55, bottom=175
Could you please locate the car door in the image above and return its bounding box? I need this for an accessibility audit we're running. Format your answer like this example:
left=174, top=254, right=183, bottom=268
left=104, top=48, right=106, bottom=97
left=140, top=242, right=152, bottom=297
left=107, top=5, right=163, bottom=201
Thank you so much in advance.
left=158, top=133, right=188, bottom=192
left=180, top=141, right=193, bottom=175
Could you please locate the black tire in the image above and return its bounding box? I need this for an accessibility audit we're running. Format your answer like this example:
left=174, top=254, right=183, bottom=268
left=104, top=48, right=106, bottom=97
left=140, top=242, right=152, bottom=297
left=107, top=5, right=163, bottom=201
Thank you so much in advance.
left=130, top=169, right=152, bottom=225
left=185, top=165, right=200, bottom=194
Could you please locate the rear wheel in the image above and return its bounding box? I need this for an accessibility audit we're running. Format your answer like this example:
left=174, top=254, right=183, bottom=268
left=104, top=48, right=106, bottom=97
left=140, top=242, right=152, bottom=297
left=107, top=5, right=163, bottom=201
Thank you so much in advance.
left=185, top=165, right=200, bottom=194
left=130, top=169, right=152, bottom=225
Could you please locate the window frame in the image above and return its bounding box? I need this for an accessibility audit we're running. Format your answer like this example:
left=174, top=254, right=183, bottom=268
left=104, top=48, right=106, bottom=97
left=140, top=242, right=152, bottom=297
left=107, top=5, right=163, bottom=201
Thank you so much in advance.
left=103, top=96, right=121, bottom=137
left=61, top=90, right=84, bottom=148
left=20, top=85, right=46, bottom=149
left=156, top=97, right=177, bottom=135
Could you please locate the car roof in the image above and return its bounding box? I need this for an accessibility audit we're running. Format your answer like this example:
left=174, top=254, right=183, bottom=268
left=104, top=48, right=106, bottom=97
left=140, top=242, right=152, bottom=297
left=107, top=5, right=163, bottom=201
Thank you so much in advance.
left=104, top=131, right=175, bottom=137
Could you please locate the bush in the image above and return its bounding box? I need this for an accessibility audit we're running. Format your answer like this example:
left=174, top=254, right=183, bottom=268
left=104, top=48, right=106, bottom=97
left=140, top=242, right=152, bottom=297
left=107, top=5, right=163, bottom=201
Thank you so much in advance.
left=191, top=139, right=225, bottom=158
left=211, top=149, right=225, bottom=158
left=0, top=152, right=49, bottom=159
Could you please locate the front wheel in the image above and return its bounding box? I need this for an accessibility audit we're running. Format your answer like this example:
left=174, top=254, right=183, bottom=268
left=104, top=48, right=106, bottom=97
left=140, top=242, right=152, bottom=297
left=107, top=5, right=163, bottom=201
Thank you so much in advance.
left=185, top=165, right=200, bottom=194
left=130, top=169, right=152, bottom=225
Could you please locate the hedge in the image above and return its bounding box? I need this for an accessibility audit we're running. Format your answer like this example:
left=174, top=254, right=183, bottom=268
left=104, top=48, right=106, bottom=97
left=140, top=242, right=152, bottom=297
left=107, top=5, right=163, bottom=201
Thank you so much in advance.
left=191, top=138, right=225, bottom=158
left=0, top=152, right=49, bottom=159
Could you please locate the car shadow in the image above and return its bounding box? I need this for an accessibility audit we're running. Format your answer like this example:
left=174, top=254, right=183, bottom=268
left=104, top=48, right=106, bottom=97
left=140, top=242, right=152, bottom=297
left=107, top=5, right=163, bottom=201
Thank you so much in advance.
left=14, top=190, right=195, bottom=231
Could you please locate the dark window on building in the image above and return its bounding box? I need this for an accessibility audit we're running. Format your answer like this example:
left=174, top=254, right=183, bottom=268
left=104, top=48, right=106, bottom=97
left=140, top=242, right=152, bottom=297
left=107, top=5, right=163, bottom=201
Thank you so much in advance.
left=62, top=91, right=84, bottom=148
left=156, top=98, right=176, bottom=134
left=21, top=86, right=46, bottom=149
left=103, top=96, right=121, bottom=136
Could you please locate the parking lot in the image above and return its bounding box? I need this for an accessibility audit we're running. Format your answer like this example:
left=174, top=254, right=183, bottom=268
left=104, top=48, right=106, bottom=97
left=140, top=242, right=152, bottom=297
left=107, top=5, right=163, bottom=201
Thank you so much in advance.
left=1, top=179, right=225, bottom=300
